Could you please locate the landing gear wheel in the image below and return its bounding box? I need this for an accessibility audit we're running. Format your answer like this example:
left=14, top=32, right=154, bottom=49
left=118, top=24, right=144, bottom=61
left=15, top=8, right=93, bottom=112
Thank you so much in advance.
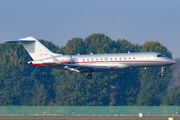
left=87, top=74, right=92, bottom=79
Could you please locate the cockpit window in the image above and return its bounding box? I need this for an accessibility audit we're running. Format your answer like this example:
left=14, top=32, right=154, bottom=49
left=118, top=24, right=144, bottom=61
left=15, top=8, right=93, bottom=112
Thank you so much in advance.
left=157, top=55, right=163, bottom=57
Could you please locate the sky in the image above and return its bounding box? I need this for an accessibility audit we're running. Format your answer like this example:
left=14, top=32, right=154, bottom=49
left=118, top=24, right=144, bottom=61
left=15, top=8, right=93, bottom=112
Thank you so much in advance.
left=0, top=0, right=180, bottom=58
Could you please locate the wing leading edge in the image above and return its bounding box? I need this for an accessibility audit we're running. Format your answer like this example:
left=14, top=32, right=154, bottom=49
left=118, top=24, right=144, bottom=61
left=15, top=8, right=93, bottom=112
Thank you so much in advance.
left=47, top=63, right=129, bottom=73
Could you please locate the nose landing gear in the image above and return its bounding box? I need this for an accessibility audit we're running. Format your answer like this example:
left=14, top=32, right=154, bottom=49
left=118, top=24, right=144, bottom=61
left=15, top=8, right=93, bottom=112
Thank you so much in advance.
left=87, top=73, right=92, bottom=79
left=161, top=66, right=165, bottom=77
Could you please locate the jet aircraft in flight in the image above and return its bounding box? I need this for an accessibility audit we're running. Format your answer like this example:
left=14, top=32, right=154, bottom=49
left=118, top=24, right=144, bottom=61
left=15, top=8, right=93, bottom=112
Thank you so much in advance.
left=5, top=36, right=176, bottom=79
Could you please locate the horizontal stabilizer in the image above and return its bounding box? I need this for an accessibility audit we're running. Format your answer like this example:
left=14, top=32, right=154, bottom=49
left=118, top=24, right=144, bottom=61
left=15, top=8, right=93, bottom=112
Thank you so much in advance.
left=5, top=40, right=35, bottom=43
left=5, top=36, right=36, bottom=43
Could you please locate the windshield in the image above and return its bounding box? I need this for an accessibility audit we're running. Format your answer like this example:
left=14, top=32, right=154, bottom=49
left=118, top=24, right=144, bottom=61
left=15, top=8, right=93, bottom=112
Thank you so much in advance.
left=157, top=55, right=164, bottom=57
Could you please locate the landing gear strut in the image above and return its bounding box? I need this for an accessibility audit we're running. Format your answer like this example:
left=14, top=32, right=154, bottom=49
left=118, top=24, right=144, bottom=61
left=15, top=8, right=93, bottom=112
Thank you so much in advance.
left=161, top=66, right=165, bottom=77
left=87, top=73, right=92, bottom=79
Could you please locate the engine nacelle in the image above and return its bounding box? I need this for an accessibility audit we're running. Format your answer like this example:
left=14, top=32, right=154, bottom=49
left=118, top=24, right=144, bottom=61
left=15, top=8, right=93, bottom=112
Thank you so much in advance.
left=28, top=55, right=72, bottom=65
left=56, top=55, right=72, bottom=64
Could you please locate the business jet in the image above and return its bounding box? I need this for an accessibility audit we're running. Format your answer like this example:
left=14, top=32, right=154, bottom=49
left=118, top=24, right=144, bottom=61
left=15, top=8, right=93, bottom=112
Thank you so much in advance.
left=5, top=36, right=176, bottom=79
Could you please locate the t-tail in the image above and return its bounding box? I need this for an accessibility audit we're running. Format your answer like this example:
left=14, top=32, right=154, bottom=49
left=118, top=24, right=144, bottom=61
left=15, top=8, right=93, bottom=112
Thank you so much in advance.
left=5, top=36, right=56, bottom=60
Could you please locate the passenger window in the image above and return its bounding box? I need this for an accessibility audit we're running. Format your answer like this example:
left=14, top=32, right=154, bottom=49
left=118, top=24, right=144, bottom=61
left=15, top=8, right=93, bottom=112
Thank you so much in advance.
left=115, top=58, right=117, bottom=60
left=129, top=57, right=131, bottom=60
left=133, top=57, right=135, bottom=60
left=119, top=58, right=121, bottom=60
left=124, top=58, right=126, bottom=60
left=87, top=59, right=89, bottom=61
left=110, top=58, right=112, bottom=60
left=96, top=59, right=98, bottom=61
left=91, top=59, right=93, bottom=61
left=83, top=59, right=85, bottom=61
left=101, top=58, right=103, bottom=61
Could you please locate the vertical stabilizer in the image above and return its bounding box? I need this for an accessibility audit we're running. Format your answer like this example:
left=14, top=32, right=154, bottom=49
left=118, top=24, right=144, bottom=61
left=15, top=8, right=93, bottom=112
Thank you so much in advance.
left=5, top=36, right=56, bottom=60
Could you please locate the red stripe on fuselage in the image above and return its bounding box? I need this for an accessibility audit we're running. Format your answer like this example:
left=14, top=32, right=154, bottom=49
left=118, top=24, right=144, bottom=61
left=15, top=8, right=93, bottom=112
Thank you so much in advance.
left=32, top=63, right=56, bottom=65
left=32, top=60, right=172, bottom=65
left=73, top=60, right=171, bottom=64
left=32, top=62, right=71, bottom=65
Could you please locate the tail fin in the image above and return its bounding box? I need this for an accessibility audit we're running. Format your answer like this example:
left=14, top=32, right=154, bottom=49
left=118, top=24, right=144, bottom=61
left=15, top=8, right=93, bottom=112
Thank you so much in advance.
left=5, top=36, right=56, bottom=60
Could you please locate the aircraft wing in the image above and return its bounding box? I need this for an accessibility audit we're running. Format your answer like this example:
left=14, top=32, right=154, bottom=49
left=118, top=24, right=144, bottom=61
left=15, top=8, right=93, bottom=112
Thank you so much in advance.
left=63, top=64, right=111, bottom=73
left=47, top=63, right=111, bottom=73
left=47, top=62, right=130, bottom=73
left=47, top=54, right=129, bottom=73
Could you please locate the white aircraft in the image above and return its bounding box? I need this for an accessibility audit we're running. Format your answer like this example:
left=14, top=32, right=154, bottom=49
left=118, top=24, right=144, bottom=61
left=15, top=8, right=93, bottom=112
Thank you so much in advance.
left=5, top=36, right=176, bottom=79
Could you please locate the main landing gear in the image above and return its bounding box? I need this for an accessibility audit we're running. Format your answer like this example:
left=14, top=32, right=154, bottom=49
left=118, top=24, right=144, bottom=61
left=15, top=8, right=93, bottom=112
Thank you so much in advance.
left=87, top=73, right=92, bottom=79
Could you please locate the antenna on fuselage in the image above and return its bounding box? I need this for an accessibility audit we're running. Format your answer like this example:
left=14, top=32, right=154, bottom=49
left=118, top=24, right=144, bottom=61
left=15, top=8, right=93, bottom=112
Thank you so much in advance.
left=90, top=52, right=93, bottom=55
left=78, top=53, right=80, bottom=55
left=128, top=51, right=130, bottom=53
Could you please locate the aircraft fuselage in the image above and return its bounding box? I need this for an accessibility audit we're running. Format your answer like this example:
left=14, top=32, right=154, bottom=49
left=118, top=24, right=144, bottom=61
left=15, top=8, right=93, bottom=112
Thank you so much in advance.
left=28, top=52, right=175, bottom=73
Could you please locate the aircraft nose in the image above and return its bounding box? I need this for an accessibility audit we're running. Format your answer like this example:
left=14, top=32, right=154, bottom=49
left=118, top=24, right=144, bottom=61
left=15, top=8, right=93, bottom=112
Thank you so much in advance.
left=172, top=60, right=176, bottom=64
left=169, top=59, right=176, bottom=65
left=167, top=58, right=176, bottom=65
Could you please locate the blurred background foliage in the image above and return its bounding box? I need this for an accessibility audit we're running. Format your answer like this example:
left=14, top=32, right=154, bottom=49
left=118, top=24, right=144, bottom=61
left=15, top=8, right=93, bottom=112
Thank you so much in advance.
left=0, top=33, right=178, bottom=106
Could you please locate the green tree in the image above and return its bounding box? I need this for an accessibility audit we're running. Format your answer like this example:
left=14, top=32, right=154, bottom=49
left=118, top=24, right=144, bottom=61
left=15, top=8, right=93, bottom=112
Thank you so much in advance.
left=30, top=82, right=48, bottom=106
left=0, top=44, right=31, bottom=105
left=0, top=40, right=61, bottom=105
left=169, top=58, right=180, bottom=87
left=136, top=41, right=173, bottom=105
left=64, top=37, right=86, bottom=55
left=84, top=33, right=116, bottom=54
left=52, top=63, right=111, bottom=106
left=161, top=86, right=180, bottom=105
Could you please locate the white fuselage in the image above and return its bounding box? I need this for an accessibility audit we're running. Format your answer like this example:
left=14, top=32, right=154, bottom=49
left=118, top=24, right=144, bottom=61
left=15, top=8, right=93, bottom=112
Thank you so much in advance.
left=29, top=52, right=175, bottom=73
